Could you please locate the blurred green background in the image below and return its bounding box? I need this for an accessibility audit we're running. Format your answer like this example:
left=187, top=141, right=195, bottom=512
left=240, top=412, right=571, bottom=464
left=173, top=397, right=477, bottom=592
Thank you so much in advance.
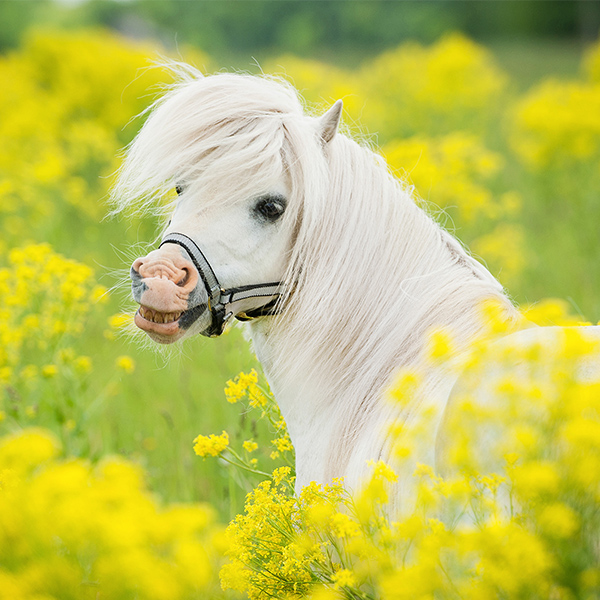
left=2, top=1, right=600, bottom=59
left=1, top=0, right=599, bottom=521
left=2, top=0, right=600, bottom=88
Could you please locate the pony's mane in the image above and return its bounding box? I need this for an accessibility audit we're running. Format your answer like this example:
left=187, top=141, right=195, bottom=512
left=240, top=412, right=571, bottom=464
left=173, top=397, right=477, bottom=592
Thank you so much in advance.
left=269, top=125, right=519, bottom=483
left=271, top=124, right=517, bottom=404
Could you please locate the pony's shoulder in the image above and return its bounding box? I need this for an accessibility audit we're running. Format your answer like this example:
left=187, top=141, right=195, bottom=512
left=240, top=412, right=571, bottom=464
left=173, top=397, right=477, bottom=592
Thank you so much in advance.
left=435, top=324, right=600, bottom=475
left=451, top=324, right=600, bottom=397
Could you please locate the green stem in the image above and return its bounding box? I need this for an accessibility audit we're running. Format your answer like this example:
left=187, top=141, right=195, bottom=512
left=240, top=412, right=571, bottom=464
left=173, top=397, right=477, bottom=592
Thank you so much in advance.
left=220, top=453, right=271, bottom=478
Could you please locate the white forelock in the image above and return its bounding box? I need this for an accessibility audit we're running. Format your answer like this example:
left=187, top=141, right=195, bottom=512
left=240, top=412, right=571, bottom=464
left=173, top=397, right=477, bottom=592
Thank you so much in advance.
left=111, top=67, right=317, bottom=217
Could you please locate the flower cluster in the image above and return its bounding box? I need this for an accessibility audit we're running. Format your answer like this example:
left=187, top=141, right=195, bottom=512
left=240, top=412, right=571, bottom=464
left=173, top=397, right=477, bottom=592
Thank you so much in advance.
left=224, top=368, right=267, bottom=407
left=512, top=79, right=600, bottom=168
left=193, top=369, right=294, bottom=489
left=0, top=243, right=99, bottom=382
left=194, top=431, right=230, bottom=458
left=271, top=32, right=508, bottom=141
left=384, top=132, right=511, bottom=223
left=0, top=243, right=142, bottom=455
left=0, top=29, right=208, bottom=256
left=0, top=428, right=225, bottom=599
left=360, top=33, right=508, bottom=140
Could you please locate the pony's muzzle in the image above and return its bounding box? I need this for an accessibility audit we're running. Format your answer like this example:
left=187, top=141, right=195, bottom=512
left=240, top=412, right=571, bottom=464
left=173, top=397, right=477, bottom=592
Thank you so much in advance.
left=130, top=245, right=202, bottom=342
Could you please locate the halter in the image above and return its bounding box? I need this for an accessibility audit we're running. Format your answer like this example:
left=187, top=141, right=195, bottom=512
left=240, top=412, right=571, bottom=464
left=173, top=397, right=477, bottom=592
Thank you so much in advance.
left=159, top=232, right=283, bottom=337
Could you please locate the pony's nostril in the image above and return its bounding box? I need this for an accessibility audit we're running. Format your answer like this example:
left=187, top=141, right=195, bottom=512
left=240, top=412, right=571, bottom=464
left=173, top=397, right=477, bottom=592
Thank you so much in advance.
left=177, top=268, right=190, bottom=287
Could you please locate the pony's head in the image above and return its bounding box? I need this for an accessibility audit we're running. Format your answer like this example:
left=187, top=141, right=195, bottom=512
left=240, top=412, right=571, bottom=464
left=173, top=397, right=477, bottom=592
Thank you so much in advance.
left=112, top=69, right=342, bottom=343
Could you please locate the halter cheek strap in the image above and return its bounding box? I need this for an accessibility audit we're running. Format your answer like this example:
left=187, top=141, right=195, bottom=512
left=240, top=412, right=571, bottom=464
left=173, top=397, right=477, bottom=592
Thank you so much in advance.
left=159, top=232, right=283, bottom=337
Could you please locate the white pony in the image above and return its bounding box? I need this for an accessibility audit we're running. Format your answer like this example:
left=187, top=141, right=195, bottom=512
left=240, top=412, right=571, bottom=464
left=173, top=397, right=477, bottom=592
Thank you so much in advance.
left=112, top=67, right=600, bottom=513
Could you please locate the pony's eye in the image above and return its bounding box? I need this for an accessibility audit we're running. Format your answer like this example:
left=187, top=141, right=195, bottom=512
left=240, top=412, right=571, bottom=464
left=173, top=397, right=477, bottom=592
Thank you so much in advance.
left=175, top=185, right=184, bottom=196
left=254, top=195, right=287, bottom=222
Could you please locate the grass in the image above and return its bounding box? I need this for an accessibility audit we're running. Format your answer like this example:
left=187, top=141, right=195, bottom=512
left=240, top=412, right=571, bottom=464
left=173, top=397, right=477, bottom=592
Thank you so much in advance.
left=75, top=318, right=262, bottom=518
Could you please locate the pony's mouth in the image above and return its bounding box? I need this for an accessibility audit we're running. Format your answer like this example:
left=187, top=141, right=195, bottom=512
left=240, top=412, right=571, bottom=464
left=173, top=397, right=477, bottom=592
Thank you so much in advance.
left=134, top=305, right=184, bottom=344
left=138, top=306, right=182, bottom=324
left=134, top=303, right=208, bottom=342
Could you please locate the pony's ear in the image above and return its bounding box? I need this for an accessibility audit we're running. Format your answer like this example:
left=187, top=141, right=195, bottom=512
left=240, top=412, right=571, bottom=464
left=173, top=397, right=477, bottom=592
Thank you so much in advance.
left=317, top=100, right=343, bottom=144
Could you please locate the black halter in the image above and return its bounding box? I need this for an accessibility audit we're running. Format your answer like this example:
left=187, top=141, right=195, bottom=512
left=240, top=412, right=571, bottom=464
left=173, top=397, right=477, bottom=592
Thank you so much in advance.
left=159, top=232, right=283, bottom=337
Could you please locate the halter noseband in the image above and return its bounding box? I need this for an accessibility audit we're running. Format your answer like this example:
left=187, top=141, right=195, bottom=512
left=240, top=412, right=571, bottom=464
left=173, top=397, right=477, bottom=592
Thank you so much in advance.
left=159, top=232, right=283, bottom=337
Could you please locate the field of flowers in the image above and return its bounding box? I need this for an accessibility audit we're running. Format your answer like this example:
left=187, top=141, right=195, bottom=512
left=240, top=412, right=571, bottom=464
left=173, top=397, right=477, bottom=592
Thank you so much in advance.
left=0, top=28, right=599, bottom=598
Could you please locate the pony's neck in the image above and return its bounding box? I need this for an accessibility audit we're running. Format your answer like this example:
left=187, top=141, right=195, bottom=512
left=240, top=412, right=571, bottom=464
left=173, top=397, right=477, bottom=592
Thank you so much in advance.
left=249, top=144, right=517, bottom=492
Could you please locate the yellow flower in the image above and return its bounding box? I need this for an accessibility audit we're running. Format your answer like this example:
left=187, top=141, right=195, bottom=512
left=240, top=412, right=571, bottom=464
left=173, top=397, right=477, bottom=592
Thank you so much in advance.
left=224, top=369, right=257, bottom=403
left=331, top=512, right=361, bottom=538
left=224, top=369, right=268, bottom=407
left=42, top=365, right=58, bottom=378
left=108, top=313, right=132, bottom=329
left=0, top=429, right=60, bottom=470
left=74, top=356, right=92, bottom=374
left=521, top=298, right=584, bottom=326
left=272, top=466, right=292, bottom=485
left=219, top=561, right=249, bottom=593
left=91, top=285, right=109, bottom=303
left=387, top=369, right=421, bottom=406
left=368, top=460, right=398, bottom=483
left=427, top=328, right=454, bottom=361
left=224, top=378, right=243, bottom=403
left=116, top=355, right=135, bottom=373
left=384, top=132, right=506, bottom=223
left=538, top=503, right=579, bottom=539
left=332, top=568, right=356, bottom=589
left=362, top=33, right=507, bottom=140
left=511, top=460, right=560, bottom=498
left=0, top=426, right=221, bottom=597
left=305, top=501, right=334, bottom=527
left=272, top=435, right=294, bottom=453
left=0, top=367, right=12, bottom=384
left=512, top=79, right=600, bottom=167
left=193, top=431, right=229, bottom=457
left=242, top=440, right=258, bottom=453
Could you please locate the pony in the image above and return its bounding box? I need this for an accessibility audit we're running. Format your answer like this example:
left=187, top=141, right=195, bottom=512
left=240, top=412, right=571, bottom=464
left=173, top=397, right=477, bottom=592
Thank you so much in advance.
left=111, top=66, right=600, bottom=514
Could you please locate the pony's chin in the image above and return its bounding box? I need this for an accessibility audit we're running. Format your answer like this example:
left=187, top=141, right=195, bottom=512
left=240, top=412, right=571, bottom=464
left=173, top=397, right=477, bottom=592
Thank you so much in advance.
left=134, top=310, right=185, bottom=344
